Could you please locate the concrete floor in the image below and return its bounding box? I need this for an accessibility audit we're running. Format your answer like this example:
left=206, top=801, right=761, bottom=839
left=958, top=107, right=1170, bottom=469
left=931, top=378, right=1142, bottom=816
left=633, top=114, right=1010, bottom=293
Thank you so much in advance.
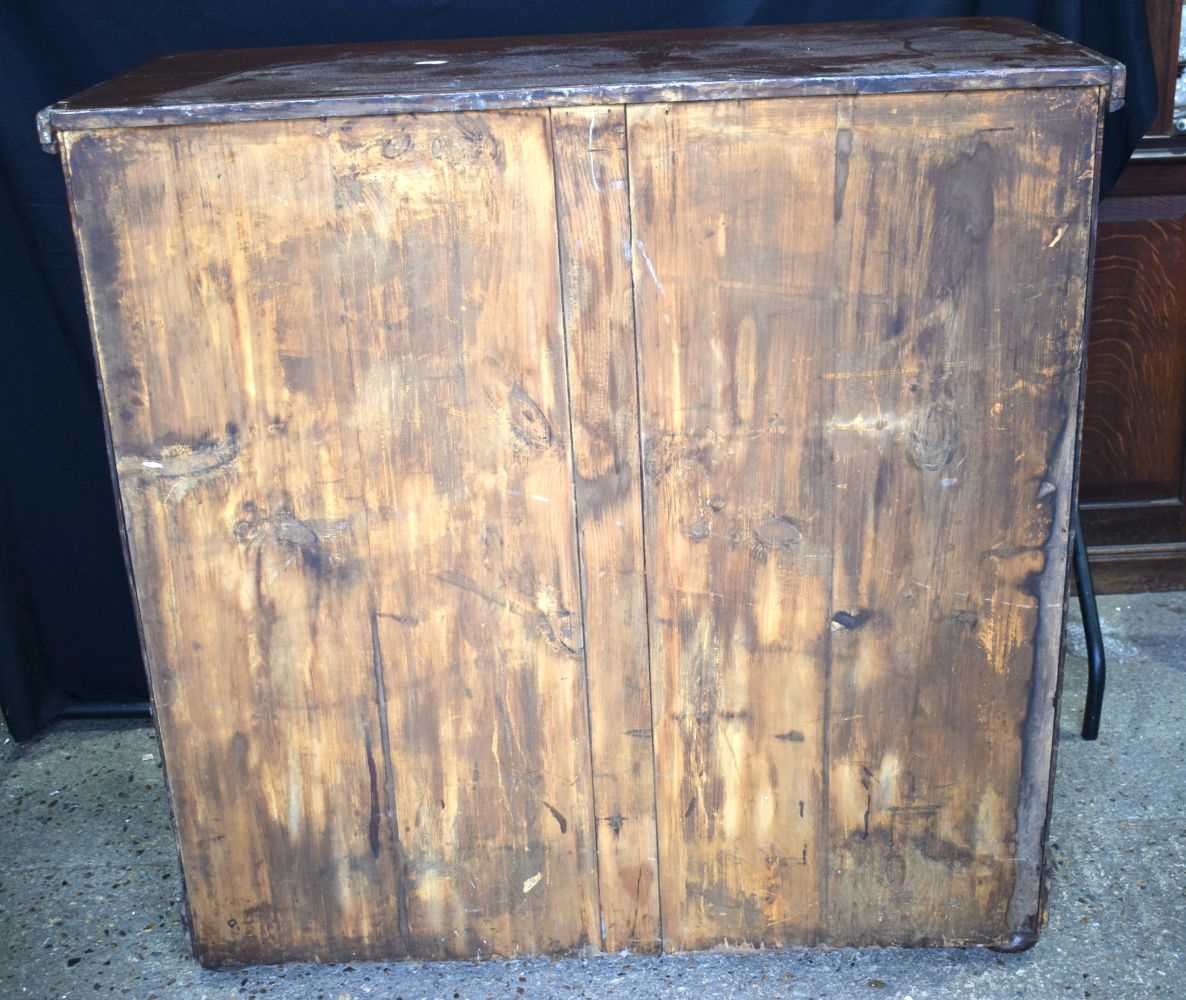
left=2, top=592, right=1183, bottom=999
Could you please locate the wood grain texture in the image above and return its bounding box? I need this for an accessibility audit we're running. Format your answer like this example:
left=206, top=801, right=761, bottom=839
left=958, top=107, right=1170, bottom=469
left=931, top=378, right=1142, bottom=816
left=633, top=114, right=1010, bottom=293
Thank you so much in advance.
left=626, top=99, right=834, bottom=950
left=1144, top=0, right=1184, bottom=136
left=347, top=110, right=600, bottom=959
left=1079, top=151, right=1186, bottom=590
left=626, top=89, right=1101, bottom=949
left=62, top=111, right=600, bottom=964
left=551, top=105, right=661, bottom=952
left=1082, top=195, right=1186, bottom=503
left=1079, top=158, right=1186, bottom=591
left=56, top=29, right=1115, bottom=961
left=1082, top=544, right=1186, bottom=593
left=37, top=18, right=1123, bottom=149
left=821, top=88, right=1100, bottom=947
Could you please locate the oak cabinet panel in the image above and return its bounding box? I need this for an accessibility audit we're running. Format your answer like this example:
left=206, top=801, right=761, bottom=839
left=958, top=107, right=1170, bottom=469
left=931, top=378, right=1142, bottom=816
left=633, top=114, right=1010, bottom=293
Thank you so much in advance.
left=1078, top=0, right=1186, bottom=591
left=1081, top=159, right=1186, bottom=591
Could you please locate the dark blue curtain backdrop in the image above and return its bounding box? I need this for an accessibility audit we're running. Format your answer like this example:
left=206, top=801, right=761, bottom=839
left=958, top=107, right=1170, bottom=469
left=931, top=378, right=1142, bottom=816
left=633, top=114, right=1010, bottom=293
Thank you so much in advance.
left=0, top=2, right=1156, bottom=738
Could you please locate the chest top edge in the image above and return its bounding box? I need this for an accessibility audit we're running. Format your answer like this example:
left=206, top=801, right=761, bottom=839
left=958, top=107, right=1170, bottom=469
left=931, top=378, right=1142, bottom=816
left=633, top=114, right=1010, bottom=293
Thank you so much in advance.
left=38, top=18, right=1124, bottom=153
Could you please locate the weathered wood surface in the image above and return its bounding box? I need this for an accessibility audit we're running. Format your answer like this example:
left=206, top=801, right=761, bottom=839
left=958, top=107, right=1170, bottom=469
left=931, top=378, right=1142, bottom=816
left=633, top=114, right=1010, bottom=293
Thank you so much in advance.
left=38, top=18, right=1123, bottom=149
left=62, top=110, right=600, bottom=965
left=551, top=105, right=661, bottom=952
left=55, top=25, right=1115, bottom=964
left=625, top=98, right=835, bottom=949
left=626, top=88, right=1101, bottom=949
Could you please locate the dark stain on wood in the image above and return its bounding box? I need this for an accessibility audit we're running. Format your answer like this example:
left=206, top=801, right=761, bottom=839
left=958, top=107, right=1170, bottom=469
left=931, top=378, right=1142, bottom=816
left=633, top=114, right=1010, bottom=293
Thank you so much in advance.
left=753, top=515, right=803, bottom=552
left=830, top=610, right=871, bottom=632
left=543, top=801, right=569, bottom=835
left=364, top=730, right=382, bottom=858
left=507, top=385, right=554, bottom=451
left=279, top=351, right=315, bottom=394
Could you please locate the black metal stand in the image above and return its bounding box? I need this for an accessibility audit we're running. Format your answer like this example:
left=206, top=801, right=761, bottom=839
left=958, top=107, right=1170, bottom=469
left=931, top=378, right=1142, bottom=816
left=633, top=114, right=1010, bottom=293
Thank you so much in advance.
left=1071, top=505, right=1105, bottom=741
left=991, top=506, right=1107, bottom=956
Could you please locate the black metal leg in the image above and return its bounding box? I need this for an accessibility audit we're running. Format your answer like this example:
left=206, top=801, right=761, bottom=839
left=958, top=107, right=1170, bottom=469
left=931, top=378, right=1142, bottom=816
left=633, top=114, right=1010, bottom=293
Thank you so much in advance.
left=1071, top=505, right=1105, bottom=740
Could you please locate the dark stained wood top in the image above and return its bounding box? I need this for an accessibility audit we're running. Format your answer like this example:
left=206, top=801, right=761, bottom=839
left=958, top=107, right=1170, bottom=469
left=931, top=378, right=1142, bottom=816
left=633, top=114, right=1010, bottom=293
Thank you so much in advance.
left=38, top=18, right=1124, bottom=151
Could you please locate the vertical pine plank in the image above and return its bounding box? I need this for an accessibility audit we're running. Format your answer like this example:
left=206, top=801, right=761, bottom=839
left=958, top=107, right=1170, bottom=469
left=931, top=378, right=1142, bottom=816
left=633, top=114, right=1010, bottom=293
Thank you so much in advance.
left=339, top=110, right=601, bottom=958
left=821, top=87, right=1101, bottom=946
left=551, top=105, right=662, bottom=953
left=626, top=100, right=836, bottom=950
left=63, top=110, right=601, bottom=963
left=63, top=123, right=407, bottom=965
left=625, top=89, right=1100, bottom=948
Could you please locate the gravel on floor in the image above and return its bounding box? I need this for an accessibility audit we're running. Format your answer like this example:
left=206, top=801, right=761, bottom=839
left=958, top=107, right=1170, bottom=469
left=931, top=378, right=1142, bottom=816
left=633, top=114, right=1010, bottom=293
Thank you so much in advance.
left=2, top=592, right=1183, bottom=999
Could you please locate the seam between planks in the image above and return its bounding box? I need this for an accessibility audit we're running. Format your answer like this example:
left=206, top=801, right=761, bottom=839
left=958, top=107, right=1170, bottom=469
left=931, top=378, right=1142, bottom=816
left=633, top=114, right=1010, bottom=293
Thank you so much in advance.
left=546, top=106, right=605, bottom=952
left=327, top=134, right=412, bottom=946
left=818, top=94, right=860, bottom=942
left=368, top=610, right=410, bottom=944
left=620, top=102, right=666, bottom=951
left=314, top=160, right=413, bottom=948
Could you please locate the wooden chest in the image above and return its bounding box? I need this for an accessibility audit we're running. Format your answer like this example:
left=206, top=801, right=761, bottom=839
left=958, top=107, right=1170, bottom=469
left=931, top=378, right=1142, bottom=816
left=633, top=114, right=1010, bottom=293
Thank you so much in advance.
left=40, top=19, right=1123, bottom=966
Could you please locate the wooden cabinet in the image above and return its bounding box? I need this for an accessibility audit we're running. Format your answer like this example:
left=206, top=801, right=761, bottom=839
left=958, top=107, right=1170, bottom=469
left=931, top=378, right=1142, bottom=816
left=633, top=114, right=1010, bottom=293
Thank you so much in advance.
left=1081, top=154, right=1186, bottom=589
left=41, top=20, right=1121, bottom=966
left=1142, top=0, right=1183, bottom=139
left=1079, top=0, right=1186, bottom=591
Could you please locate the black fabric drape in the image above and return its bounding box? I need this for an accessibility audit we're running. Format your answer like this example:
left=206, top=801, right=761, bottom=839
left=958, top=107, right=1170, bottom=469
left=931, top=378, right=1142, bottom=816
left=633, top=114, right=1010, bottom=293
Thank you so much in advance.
left=0, top=1, right=1156, bottom=739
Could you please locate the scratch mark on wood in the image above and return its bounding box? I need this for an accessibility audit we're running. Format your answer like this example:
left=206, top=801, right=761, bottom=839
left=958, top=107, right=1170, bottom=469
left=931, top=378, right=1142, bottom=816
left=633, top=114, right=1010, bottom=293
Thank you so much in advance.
left=634, top=239, right=664, bottom=294
left=376, top=611, right=419, bottom=627
left=587, top=113, right=602, bottom=192
left=432, top=571, right=507, bottom=609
